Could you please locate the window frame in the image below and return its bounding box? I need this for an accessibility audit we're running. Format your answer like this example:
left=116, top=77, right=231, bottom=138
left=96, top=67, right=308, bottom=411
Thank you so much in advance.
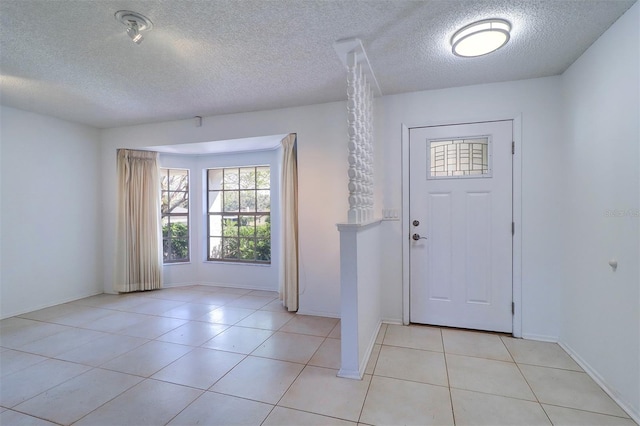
left=160, top=168, right=190, bottom=264
left=206, top=165, right=271, bottom=264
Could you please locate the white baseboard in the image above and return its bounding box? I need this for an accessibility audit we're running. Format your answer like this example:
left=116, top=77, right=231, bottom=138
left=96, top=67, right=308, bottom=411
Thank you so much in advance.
left=558, top=341, right=639, bottom=424
left=521, top=333, right=559, bottom=342
left=296, top=309, right=340, bottom=319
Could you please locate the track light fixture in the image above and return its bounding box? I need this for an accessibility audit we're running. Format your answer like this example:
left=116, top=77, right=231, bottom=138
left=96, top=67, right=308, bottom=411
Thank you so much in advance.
left=115, top=10, right=153, bottom=45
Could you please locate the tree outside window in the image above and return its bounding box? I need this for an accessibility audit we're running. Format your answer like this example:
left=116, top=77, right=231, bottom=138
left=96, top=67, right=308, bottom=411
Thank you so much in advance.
left=161, top=168, right=189, bottom=263
left=207, top=166, right=271, bottom=263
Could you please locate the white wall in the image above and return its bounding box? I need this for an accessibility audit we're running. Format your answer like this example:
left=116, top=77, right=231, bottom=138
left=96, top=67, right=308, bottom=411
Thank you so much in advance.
left=377, top=77, right=566, bottom=340
left=0, top=106, right=102, bottom=318
left=560, top=3, right=639, bottom=419
left=159, top=149, right=281, bottom=291
left=100, top=102, right=349, bottom=317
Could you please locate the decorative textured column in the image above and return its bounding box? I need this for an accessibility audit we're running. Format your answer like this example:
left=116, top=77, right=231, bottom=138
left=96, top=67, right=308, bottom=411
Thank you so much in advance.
left=346, top=53, right=375, bottom=224
left=336, top=38, right=380, bottom=224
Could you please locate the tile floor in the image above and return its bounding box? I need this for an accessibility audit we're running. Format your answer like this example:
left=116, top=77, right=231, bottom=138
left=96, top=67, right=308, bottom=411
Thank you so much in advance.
left=0, top=285, right=635, bottom=425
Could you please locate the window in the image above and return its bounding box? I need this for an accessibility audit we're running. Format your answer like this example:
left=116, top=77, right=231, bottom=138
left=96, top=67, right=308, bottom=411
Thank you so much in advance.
left=207, top=166, right=271, bottom=263
left=160, top=168, right=189, bottom=263
left=428, top=137, right=491, bottom=178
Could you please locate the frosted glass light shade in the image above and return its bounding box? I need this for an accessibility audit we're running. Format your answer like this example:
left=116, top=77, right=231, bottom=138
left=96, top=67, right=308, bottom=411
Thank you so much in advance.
left=451, top=19, right=511, bottom=57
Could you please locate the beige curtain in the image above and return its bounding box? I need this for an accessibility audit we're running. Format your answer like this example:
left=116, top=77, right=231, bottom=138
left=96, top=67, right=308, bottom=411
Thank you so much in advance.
left=114, top=149, right=163, bottom=293
left=280, top=134, right=299, bottom=311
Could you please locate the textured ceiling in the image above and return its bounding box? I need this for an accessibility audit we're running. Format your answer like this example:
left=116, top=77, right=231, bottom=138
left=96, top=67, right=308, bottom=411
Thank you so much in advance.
left=0, top=0, right=635, bottom=128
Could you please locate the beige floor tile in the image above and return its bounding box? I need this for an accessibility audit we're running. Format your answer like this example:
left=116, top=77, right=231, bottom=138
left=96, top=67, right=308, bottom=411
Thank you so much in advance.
left=81, top=310, right=151, bottom=333
left=502, top=337, right=582, bottom=371
left=168, top=391, right=273, bottom=425
left=443, top=328, right=513, bottom=361
left=236, top=310, right=295, bottom=330
left=260, top=299, right=291, bottom=312
left=17, top=327, right=107, bottom=357
left=542, top=404, right=637, bottom=425
left=0, top=409, right=58, bottom=425
left=309, top=337, right=341, bottom=369
left=202, top=326, right=273, bottom=354
left=252, top=331, right=324, bottom=363
left=117, top=316, right=188, bottom=339
left=151, top=347, right=244, bottom=389
left=101, top=340, right=193, bottom=377
left=122, top=298, right=185, bottom=315
left=211, top=356, right=304, bottom=404
left=69, top=293, right=123, bottom=308
left=209, top=286, right=253, bottom=295
left=55, top=333, right=147, bottom=366
left=0, top=320, right=70, bottom=349
left=360, top=375, right=453, bottom=425
left=264, top=406, right=357, bottom=426
left=451, top=388, right=551, bottom=425
left=227, top=295, right=276, bottom=309
left=375, top=345, right=448, bottom=386
left=365, top=344, right=381, bottom=375
left=0, top=349, right=47, bottom=377
left=280, top=315, right=339, bottom=337
left=447, top=354, right=536, bottom=400
left=74, top=379, right=202, bottom=425
left=160, top=302, right=219, bottom=320
left=248, top=289, right=279, bottom=298
left=13, top=368, right=142, bottom=425
left=49, top=306, right=115, bottom=327
left=279, top=366, right=371, bottom=422
left=194, top=292, right=243, bottom=306
left=0, top=359, right=92, bottom=407
left=383, top=324, right=443, bottom=352
left=156, top=321, right=228, bottom=346
left=198, top=306, right=256, bottom=325
left=145, top=288, right=210, bottom=302
left=375, top=323, right=387, bottom=344
left=329, top=320, right=342, bottom=339
left=17, top=303, right=86, bottom=321
left=519, top=364, right=629, bottom=417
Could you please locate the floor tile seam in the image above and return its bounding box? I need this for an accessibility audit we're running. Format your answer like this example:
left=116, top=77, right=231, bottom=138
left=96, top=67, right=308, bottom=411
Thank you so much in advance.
left=203, top=353, right=251, bottom=391
left=440, top=327, right=457, bottom=426
left=443, top=351, right=516, bottom=363
left=448, top=385, right=540, bottom=403
left=445, top=352, right=521, bottom=366
left=380, top=342, right=444, bottom=354
left=515, top=361, right=586, bottom=373
left=2, top=406, right=66, bottom=425
left=371, top=371, right=450, bottom=389
left=540, top=401, right=635, bottom=419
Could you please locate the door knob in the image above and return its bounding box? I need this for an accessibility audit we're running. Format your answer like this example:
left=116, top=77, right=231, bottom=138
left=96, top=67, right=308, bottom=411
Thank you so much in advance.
left=412, top=233, right=427, bottom=241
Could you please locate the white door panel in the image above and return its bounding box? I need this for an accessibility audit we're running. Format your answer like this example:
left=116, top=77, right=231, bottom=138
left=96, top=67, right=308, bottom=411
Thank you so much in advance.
left=409, top=121, right=513, bottom=333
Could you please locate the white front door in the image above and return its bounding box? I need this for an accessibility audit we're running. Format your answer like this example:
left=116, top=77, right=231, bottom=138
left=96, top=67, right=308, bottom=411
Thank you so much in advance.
left=409, top=120, right=513, bottom=333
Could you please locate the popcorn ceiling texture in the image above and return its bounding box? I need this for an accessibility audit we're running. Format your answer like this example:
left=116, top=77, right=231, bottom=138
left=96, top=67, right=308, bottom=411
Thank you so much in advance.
left=0, top=0, right=634, bottom=128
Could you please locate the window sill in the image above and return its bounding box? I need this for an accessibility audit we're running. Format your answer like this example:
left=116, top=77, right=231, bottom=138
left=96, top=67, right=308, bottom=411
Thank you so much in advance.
left=203, top=261, right=271, bottom=267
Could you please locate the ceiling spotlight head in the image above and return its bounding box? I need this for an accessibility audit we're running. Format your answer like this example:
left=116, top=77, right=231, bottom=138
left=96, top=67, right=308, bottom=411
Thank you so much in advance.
left=115, top=10, right=153, bottom=45
left=451, top=19, right=511, bottom=57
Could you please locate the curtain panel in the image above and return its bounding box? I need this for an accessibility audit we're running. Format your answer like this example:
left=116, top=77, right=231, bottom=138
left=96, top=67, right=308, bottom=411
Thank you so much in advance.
left=114, top=149, right=163, bottom=293
left=280, top=134, right=299, bottom=311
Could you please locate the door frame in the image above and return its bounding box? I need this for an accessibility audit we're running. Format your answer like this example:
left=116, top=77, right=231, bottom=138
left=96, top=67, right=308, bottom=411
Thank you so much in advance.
left=401, top=115, right=523, bottom=337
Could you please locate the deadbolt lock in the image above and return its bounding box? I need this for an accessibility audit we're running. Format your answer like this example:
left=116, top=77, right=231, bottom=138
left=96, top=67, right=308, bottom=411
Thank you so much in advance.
left=413, top=220, right=420, bottom=226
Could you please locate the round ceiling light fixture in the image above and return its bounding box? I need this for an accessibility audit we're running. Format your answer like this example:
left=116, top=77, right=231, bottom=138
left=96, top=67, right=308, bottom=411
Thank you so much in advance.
left=451, top=19, right=511, bottom=57
left=115, top=10, right=153, bottom=45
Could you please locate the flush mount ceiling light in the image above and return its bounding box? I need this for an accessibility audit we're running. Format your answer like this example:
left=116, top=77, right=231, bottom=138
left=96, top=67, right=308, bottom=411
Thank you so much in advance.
left=115, top=10, right=153, bottom=45
left=451, top=19, right=511, bottom=57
